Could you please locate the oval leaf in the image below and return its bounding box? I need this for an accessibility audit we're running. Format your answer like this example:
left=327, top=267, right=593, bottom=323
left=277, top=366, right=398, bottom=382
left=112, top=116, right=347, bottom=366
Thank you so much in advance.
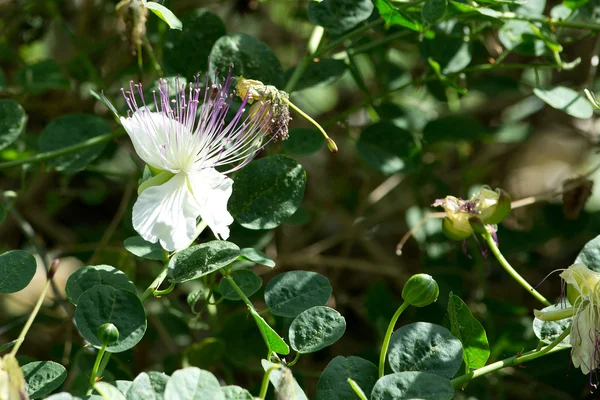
left=144, top=1, right=182, bottom=30
left=229, top=155, right=306, bottom=230
left=94, top=382, right=126, bottom=400
left=127, top=371, right=170, bottom=400
left=74, top=285, right=147, bottom=353
left=289, top=306, right=346, bottom=354
left=308, top=0, right=374, bottom=35
left=219, top=270, right=262, bottom=301
left=448, top=293, right=490, bottom=369
left=38, top=114, right=110, bottom=172
left=265, top=271, right=332, bottom=318
left=249, top=307, right=290, bottom=355
left=356, top=121, right=417, bottom=175
left=0, top=100, right=27, bottom=150
left=22, top=361, right=67, bottom=399
left=534, top=86, right=593, bottom=119
left=163, top=10, right=226, bottom=78
left=221, top=386, right=253, bottom=400
left=371, top=371, right=454, bottom=400
left=65, top=265, right=137, bottom=305
left=0, top=250, right=37, bottom=294
left=387, top=322, right=463, bottom=378
left=283, top=128, right=325, bottom=156
left=575, top=234, right=600, bottom=272
left=316, top=356, right=378, bottom=400
left=163, top=367, right=224, bottom=400
left=210, top=33, right=284, bottom=87
left=239, top=248, right=275, bottom=268
left=124, top=236, right=164, bottom=261
left=168, top=240, right=240, bottom=283
left=422, top=0, right=448, bottom=23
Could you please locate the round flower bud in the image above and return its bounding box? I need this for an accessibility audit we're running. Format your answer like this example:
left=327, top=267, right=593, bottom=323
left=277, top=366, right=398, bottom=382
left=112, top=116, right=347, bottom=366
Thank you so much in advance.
left=97, top=323, right=120, bottom=346
left=482, top=188, right=512, bottom=225
left=402, top=274, right=439, bottom=307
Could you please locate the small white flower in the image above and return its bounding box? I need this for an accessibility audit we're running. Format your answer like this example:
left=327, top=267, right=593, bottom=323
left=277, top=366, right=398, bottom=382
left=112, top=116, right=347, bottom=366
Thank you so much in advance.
left=109, top=73, right=275, bottom=251
left=535, top=263, right=600, bottom=377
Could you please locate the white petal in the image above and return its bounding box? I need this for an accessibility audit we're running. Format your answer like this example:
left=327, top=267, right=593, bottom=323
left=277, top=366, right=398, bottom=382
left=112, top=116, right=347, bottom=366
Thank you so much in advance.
left=570, top=304, right=600, bottom=374
left=121, top=108, right=191, bottom=172
left=187, top=168, right=234, bottom=240
left=132, top=173, right=201, bottom=252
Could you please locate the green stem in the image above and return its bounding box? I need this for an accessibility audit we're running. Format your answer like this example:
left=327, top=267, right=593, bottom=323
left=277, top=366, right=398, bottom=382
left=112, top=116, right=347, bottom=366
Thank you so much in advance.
left=483, top=232, right=551, bottom=306
left=224, top=275, right=254, bottom=309
left=0, top=131, right=124, bottom=170
left=153, top=282, right=176, bottom=296
left=139, top=265, right=169, bottom=302
left=314, top=19, right=383, bottom=58
left=284, top=26, right=324, bottom=93
left=10, top=277, right=53, bottom=356
left=379, top=301, right=409, bottom=377
left=348, top=378, right=369, bottom=400
left=87, top=344, right=107, bottom=395
left=143, top=36, right=163, bottom=75
left=258, top=365, right=281, bottom=399
left=498, top=11, right=600, bottom=31
left=451, top=326, right=571, bottom=388
left=283, top=98, right=334, bottom=144
left=287, top=352, right=301, bottom=367
left=96, top=352, right=111, bottom=380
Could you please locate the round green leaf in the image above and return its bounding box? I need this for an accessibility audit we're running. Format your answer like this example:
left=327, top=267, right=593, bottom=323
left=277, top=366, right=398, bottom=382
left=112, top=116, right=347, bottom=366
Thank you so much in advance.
left=127, top=371, right=170, bottom=400
left=229, top=155, right=306, bottom=230
left=533, top=303, right=572, bottom=346
left=284, top=59, right=347, bottom=92
left=219, top=270, right=262, bottom=300
left=448, top=293, right=490, bottom=369
left=387, top=322, right=463, bottom=378
left=124, top=236, right=164, bottom=261
left=249, top=307, right=290, bottom=355
left=65, top=265, right=137, bottom=305
left=289, top=306, right=346, bottom=354
left=308, top=0, right=374, bottom=35
left=184, top=338, right=226, bottom=369
left=94, top=382, right=126, bottom=400
left=74, top=285, right=147, bottom=353
left=283, top=128, right=325, bottom=156
left=38, top=114, right=110, bottom=172
left=423, top=115, right=487, bottom=142
left=163, top=10, right=226, bottom=78
left=316, top=356, right=378, bottom=400
left=261, top=360, right=308, bottom=400
left=370, top=372, right=454, bottom=400
left=209, top=33, right=284, bottom=87
left=0, top=250, right=37, bottom=294
left=576, top=234, right=600, bottom=272
left=422, top=0, right=448, bottom=23
left=22, top=361, right=67, bottom=399
left=45, top=394, right=79, bottom=400
left=221, top=386, right=253, bottom=400
left=356, top=121, right=417, bottom=175
left=534, top=86, right=593, bottom=119
left=168, top=240, right=240, bottom=283
left=0, top=100, right=27, bottom=150
left=420, top=36, right=471, bottom=74
left=239, top=247, right=275, bottom=268
left=16, top=60, right=70, bottom=94
left=265, top=271, right=332, bottom=318
left=164, top=367, right=224, bottom=400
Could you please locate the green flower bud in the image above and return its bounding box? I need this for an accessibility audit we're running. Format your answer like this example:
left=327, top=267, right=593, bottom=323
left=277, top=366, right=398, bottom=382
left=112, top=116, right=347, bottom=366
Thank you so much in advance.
left=97, top=323, right=120, bottom=346
left=442, top=217, right=472, bottom=241
left=482, top=189, right=512, bottom=225
left=402, top=274, right=439, bottom=307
